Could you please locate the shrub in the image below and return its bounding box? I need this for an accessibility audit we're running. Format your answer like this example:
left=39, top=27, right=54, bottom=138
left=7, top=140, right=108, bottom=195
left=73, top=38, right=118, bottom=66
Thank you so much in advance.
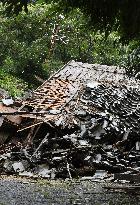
left=0, top=68, right=27, bottom=97
left=1, top=2, right=139, bottom=97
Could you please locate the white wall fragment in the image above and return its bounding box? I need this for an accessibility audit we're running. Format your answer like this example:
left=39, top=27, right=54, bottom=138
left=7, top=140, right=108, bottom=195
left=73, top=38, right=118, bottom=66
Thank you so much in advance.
left=87, top=82, right=99, bottom=89
left=136, top=141, right=140, bottom=151
left=12, top=162, right=25, bottom=172
left=2, top=98, right=14, bottom=106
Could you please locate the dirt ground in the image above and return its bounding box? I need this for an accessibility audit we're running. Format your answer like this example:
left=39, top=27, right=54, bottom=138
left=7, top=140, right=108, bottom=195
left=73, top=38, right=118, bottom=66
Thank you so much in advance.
left=0, top=176, right=139, bottom=205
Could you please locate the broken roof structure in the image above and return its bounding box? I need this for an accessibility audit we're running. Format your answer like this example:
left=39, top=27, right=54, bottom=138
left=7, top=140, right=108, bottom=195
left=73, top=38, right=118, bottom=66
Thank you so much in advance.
left=20, top=60, right=140, bottom=130
left=0, top=60, right=140, bottom=180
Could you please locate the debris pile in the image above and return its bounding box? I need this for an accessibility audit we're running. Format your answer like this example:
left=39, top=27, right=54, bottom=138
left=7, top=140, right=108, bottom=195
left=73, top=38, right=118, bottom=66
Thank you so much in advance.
left=0, top=61, right=140, bottom=182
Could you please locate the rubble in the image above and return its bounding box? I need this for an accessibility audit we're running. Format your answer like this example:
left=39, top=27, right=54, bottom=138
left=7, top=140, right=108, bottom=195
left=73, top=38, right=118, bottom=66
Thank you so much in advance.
left=0, top=61, right=140, bottom=182
left=2, top=98, right=14, bottom=106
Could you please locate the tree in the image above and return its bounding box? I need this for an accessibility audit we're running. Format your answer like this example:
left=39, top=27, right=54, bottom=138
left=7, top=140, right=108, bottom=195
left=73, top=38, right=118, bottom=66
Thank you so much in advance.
left=1, top=0, right=28, bottom=13
left=1, top=0, right=140, bottom=40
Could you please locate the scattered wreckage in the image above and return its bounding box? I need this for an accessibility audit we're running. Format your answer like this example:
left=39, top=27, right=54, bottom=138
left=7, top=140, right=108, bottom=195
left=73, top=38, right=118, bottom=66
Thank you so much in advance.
left=0, top=61, right=140, bottom=182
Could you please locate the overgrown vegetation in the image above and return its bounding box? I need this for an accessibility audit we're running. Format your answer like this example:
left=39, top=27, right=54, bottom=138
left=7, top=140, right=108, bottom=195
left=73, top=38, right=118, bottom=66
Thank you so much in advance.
left=2, top=0, right=140, bottom=40
left=0, top=69, right=27, bottom=96
left=0, top=3, right=140, bottom=96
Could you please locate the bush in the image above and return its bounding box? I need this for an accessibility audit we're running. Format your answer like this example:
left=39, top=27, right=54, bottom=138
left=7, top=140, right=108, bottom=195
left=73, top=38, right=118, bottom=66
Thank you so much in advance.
left=0, top=68, right=27, bottom=97
left=0, top=4, right=62, bottom=85
left=0, top=2, right=139, bottom=97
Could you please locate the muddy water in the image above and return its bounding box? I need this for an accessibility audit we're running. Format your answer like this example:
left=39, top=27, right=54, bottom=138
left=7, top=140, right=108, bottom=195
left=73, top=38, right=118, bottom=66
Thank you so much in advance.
left=0, top=177, right=139, bottom=205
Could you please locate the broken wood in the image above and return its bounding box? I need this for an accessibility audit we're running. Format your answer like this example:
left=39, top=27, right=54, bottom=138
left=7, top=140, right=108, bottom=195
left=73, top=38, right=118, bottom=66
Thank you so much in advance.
left=17, top=121, right=43, bottom=132
left=31, top=133, right=49, bottom=160
left=0, top=61, right=140, bottom=180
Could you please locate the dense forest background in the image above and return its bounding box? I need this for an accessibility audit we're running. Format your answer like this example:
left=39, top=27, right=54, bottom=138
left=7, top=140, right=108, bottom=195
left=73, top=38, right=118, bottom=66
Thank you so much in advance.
left=0, top=1, right=140, bottom=96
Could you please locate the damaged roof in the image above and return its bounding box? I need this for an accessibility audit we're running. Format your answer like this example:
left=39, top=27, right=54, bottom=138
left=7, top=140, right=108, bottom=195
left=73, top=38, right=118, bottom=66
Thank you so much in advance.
left=21, top=60, right=140, bottom=129
left=1, top=61, right=140, bottom=179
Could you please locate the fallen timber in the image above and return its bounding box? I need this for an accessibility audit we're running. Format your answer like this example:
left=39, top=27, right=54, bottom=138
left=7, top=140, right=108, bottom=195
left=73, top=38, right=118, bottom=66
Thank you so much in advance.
left=0, top=60, right=140, bottom=182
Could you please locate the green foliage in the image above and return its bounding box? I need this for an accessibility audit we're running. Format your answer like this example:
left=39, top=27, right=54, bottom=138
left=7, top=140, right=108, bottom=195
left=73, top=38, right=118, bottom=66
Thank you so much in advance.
left=2, top=0, right=140, bottom=40
left=0, top=2, right=140, bottom=97
left=92, top=32, right=130, bottom=66
left=0, top=3, right=63, bottom=86
left=51, top=10, right=130, bottom=67
left=0, top=68, right=27, bottom=97
left=1, top=0, right=28, bottom=15
left=123, top=46, right=140, bottom=78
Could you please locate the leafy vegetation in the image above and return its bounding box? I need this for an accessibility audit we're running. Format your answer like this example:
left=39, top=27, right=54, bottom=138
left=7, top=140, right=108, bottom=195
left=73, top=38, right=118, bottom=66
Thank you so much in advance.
left=0, top=3, right=140, bottom=96
left=2, top=0, right=140, bottom=40
left=0, top=68, right=27, bottom=96
left=0, top=3, right=64, bottom=95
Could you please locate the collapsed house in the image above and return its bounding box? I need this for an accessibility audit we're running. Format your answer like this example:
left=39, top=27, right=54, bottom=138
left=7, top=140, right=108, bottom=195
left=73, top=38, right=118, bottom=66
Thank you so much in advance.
left=0, top=60, right=140, bottom=181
